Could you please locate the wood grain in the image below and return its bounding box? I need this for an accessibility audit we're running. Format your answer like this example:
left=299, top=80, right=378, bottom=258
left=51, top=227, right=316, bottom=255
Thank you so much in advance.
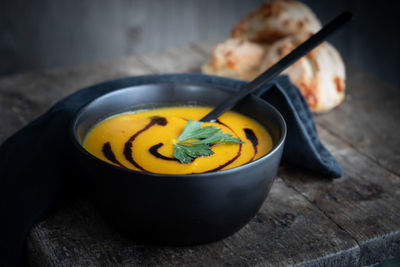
left=280, top=126, right=400, bottom=265
left=0, top=55, right=152, bottom=143
left=27, top=179, right=359, bottom=266
left=137, top=44, right=207, bottom=73
left=315, top=65, right=400, bottom=176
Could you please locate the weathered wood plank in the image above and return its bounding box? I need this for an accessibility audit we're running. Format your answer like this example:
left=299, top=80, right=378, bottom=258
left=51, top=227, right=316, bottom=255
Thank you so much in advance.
left=315, top=64, right=400, bottom=176
left=138, top=44, right=207, bottom=73
left=27, top=179, right=359, bottom=266
left=0, top=56, right=153, bottom=142
left=213, top=178, right=360, bottom=267
left=193, top=42, right=400, bottom=176
left=280, top=126, right=400, bottom=266
left=191, top=40, right=219, bottom=59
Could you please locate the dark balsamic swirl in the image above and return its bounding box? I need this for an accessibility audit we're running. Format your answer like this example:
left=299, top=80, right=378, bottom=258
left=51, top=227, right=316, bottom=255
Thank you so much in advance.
left=102, top=142, right=126, bottom=168
left=205, top=119, right=243, bottom=172
left=206, top=145, right=242, bottom=172
left=244, top=128, right=258, bottom=163
left=149, top=143, right=179, bottom=161
left=102, top=116, right=167, bottom=172
left=101, top=116, right=259, bottom=174
left=123, top=116, right=167, bottom=171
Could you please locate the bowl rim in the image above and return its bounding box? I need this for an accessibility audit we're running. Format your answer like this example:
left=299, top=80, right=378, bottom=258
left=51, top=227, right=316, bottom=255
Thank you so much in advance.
left=70, top=82, right=287, bottom=178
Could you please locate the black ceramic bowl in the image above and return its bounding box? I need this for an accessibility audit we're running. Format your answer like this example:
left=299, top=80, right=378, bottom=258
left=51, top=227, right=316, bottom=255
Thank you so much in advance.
left=71, top=82, right=286, bottom=245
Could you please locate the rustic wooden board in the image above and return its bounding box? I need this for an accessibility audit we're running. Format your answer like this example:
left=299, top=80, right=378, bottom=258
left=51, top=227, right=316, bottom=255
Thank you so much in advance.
left=280, top=126, right=400, bottom=265
left=27, top=179, right=359, bottom=267
left=137, top=44, right=207, bottom=73
left=0, top=42, right=399, bottom=266
left=0, top=56, right=152, bottom=143
left=315, top=65, right=400, bottom=176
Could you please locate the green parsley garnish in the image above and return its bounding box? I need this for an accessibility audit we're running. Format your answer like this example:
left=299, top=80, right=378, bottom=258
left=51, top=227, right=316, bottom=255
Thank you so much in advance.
left=173, top=119, right=244, bottom=163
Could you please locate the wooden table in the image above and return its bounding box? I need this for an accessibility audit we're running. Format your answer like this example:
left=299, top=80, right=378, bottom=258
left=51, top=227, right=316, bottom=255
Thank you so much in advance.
left=1, top=42, right=399, bottom=266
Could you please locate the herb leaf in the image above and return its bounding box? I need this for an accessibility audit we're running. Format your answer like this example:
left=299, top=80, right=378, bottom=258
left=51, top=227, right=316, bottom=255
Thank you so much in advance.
left=174, top=143, right=214, bottom=163
left=187, top=132, right=244, bottom=145
left=177, top=119, right=220, bottom=141
left=173, top=120, right=244, bottom=163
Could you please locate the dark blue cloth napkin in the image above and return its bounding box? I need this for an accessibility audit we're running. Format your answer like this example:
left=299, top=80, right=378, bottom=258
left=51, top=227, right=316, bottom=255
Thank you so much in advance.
left=0, top=74, right=341, bottom=266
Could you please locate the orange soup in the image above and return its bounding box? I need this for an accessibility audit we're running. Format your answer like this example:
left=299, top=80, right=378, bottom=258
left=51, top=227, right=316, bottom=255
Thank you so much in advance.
left=83, top=106, right=273, bottom=174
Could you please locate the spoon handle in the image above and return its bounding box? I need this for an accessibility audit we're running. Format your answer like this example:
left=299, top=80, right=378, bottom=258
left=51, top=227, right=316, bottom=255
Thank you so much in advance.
left=200, top=11, right=352, bottom=122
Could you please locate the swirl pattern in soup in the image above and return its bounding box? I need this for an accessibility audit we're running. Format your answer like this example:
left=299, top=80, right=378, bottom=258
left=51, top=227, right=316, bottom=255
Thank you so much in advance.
left=83, top=106, right=273, bottom=174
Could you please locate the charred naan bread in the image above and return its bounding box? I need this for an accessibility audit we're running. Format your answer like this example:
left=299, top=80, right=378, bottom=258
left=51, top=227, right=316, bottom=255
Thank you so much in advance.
left=232, top=0, right=321, bottom=43
left=202, top=0, right=346, bottom=112
left=201, top=38, right=267, bottom=81
left=260, top=35, right=345, bottom=112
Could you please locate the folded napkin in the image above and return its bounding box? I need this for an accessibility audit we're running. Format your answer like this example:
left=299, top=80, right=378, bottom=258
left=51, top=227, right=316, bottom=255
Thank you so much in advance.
left=0, top=74, right=341, bottom=266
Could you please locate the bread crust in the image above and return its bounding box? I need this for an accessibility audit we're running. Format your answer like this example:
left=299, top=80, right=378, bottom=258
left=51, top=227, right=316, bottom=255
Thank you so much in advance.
left=202, top=38, right=267, bottom=81
left=232, top=0, right=321, bottom=43
left=202, top=0, right=346, bottom=112
left=260, top=35, right=346, bottom=112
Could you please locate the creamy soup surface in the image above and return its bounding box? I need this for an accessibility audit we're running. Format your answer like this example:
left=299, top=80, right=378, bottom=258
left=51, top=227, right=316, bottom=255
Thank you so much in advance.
left=83, top=106, right=273, bottom=174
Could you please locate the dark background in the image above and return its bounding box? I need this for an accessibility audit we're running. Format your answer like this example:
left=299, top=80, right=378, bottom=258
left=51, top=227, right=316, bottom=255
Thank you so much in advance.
left=1, top=0, right=399, bottom=89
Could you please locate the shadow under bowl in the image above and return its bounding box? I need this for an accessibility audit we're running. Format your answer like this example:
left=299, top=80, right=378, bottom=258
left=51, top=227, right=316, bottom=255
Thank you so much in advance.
left=71, top=82, right=286, bottom=245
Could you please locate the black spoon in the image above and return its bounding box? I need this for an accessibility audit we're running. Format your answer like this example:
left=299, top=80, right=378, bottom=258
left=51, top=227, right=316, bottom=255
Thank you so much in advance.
left=200, top=11, right=352, bottom=122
